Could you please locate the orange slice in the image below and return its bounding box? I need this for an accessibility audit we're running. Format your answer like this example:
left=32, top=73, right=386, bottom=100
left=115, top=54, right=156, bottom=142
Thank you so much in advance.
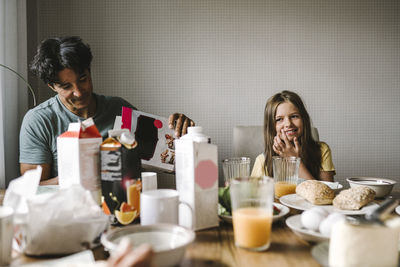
left=115, top=210, right=137, bottom=225
left=120, top=202, right=135, bottom=213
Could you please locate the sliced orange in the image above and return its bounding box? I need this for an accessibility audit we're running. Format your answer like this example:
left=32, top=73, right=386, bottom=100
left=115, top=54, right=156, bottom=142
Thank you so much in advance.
left=120, top=202, right=135, bottom=212
left=115, top=210, right=137, bottom=225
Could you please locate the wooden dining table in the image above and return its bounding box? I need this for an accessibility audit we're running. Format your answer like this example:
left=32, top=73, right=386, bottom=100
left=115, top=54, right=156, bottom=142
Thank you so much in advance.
left=0, top=188, right=322, bottom=267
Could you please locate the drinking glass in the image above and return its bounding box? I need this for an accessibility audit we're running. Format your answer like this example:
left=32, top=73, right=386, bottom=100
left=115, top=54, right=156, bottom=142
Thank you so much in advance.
left=272, top=156, right=300, bottom=198
left=222, top=157, right=250, bottom=186
left=230, top=176, right=274, bottom=251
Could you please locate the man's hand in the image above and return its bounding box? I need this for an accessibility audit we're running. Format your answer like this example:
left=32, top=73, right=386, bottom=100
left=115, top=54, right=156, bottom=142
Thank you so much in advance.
left=168, top=113, right=195, bottom=137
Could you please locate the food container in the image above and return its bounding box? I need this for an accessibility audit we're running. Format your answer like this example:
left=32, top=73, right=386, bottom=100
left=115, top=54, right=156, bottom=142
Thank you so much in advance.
left=101, top=224, right=195, bottom=267
left=346, top=177, right=396, bottom=198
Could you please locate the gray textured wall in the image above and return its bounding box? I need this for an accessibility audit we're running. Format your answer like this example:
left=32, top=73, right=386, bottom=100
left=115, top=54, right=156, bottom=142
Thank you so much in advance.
left=28, top=0, right=400, bottom=188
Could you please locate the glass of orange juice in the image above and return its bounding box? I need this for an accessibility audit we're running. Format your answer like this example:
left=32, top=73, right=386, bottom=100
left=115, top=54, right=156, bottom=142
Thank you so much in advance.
left=272, top=156, right=300, bottom=198
left=230, top=176, right=274, bottom=251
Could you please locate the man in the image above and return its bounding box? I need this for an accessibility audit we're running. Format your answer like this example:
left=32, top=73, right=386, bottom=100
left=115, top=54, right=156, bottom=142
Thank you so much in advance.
left=20, top=36, right=194, bottom=185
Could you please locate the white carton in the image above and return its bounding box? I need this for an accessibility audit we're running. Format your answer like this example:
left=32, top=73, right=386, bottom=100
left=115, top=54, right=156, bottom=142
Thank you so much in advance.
left=57, top=118, right=103, bottom=204
left=174, top=127, right=219, bottom=231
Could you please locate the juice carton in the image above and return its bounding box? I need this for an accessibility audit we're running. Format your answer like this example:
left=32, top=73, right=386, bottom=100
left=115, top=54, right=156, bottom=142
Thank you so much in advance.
left=57, top=118, right=103, bottom=204
left=100, top=130, right=142, bottom=225
left=174, top=126, right=219, bottom=230
left=121, top=107, right=175, bottom=172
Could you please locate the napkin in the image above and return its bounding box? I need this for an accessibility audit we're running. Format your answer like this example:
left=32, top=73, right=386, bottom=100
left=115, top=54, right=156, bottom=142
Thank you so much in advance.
left=329, top=217, right=400, bottom=267
left=3, top=168, right=109, bottom=256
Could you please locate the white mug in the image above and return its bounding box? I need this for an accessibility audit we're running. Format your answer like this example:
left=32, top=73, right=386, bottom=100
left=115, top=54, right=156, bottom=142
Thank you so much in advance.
left=0, top=206, right=14, bottom=266
left=141, top=172, right=157, bottom=192
left=140, top=189, right=190, bottom=225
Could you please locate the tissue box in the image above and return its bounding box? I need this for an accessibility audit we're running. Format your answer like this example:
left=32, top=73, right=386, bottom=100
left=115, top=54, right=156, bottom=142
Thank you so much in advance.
left=121, top=107, right=175, bottom=172
left=57, top=118, right=102, bottom=204
left=174, top=139, right=219, bottom=231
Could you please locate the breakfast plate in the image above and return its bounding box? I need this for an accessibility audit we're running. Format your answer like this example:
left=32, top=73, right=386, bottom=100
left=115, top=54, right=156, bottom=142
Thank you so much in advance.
left=219, top=203, right=290, bottom=224
left=279, top=194, right=379, bottom=215
left=395, top=205, right=400, bottom=216
left=286, top=214, right=329, bottom=243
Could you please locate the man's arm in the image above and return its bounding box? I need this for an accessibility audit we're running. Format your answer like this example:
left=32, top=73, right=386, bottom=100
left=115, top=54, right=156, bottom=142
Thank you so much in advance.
left=20, top=163, right=58, bottom=185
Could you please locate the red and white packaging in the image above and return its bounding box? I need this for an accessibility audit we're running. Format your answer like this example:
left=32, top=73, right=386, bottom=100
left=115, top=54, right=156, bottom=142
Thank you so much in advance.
left=121, top=107, right=175, bottom=172
left=57, top=118, right=103, bottom=204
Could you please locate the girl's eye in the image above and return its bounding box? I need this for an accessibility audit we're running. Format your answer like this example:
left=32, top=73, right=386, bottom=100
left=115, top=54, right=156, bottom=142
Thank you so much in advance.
left=291, top=115, right=300, bottom=119
left=275, top=118, right=283, bottom=122
left=79, top=76, right=87, bottom=82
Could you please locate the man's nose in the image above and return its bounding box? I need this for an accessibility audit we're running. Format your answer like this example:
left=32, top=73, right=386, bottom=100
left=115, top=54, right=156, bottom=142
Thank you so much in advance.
left=72, top=84, right=83, bottom=97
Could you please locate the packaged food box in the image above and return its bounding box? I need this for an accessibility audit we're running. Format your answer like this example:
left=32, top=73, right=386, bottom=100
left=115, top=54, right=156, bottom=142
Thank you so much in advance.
left=121, top=107, right=175, bottom=172
left=100, top=130, right=142, bottom=225
left=57, top=118, right=102, bottom=204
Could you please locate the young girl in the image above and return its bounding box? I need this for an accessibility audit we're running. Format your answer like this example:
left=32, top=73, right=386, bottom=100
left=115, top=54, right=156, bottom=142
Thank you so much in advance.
left=251, top=90, right=335, bottom=181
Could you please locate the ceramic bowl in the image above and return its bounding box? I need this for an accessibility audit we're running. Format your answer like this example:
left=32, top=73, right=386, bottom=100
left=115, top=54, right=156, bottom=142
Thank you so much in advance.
left=346, top=177, right=396, bottom=198
left=101, top=224, right=195, bottom=267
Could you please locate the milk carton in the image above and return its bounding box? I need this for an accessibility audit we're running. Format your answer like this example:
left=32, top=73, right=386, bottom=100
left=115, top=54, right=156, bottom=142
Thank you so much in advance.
left=57, top=118, right=102, bottom=204
left=174, top=126, right=219, bottom=230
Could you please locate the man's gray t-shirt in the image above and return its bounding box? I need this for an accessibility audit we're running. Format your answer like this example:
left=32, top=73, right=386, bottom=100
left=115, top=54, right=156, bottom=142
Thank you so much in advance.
left=19, top=94, right=135, bottom=177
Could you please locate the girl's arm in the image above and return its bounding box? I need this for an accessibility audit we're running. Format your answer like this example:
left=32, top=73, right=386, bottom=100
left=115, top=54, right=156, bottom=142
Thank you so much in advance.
left=298, top=163, right=334, bottom=182
left=319, top=171, right=335, bottom=182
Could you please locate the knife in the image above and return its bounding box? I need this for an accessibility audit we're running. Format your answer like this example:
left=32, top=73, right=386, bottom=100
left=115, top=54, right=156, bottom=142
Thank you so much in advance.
left=347, top=198, right=399, bottom=225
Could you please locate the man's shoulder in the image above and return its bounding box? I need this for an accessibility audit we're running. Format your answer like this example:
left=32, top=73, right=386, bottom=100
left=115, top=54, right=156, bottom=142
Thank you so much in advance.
left=23, top=96, right=60, bottom=121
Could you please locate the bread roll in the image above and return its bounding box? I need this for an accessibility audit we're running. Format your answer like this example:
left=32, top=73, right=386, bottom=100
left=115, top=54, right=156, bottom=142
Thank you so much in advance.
left=296, top=180, right=335, bottom=205
left=332, top=186, right=375, bottom=210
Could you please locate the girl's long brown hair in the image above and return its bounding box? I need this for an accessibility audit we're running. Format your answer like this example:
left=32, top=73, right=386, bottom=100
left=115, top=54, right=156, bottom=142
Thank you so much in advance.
left=263, top=91, right=321, bottom=179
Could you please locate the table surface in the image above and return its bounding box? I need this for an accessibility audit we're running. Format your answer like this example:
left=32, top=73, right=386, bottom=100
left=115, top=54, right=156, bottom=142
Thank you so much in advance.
left=3, top=189, right=399, bottom=267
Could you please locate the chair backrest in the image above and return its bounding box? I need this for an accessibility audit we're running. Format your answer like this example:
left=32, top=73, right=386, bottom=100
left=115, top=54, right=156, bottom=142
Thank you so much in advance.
left=233, top=126, right=319, bottom=168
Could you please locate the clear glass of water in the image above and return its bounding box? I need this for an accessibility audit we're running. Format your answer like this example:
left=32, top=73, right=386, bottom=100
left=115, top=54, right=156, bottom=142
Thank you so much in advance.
left=222, top=157, right=251, bottom=186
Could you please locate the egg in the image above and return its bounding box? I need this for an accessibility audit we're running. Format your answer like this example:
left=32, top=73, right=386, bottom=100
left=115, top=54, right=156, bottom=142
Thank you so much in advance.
left=310, top=207, right=330, bottom=217
left=319, top=212, right=346, bottom=237
left=301, top=208, right=329, bottom=231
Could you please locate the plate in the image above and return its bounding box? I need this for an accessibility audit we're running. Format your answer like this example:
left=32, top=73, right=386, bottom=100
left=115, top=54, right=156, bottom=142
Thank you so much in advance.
left=286, top=215, right=329, bottom=243
left=395, top=205, right=400, bottom=216
left=279, top=194, right=379, bottom=215
left=219, top=203, right=290, bottom=224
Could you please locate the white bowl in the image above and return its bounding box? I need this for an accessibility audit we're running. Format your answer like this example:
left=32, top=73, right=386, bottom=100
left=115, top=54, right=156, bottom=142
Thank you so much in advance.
left=101, top=224, right=195, bottom=267
left=346, top=177, right=396, bottom=198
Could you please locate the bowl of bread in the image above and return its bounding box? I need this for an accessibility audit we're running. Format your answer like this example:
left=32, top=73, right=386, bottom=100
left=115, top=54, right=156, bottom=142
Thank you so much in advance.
left=346, top=177, right=396, bottom=198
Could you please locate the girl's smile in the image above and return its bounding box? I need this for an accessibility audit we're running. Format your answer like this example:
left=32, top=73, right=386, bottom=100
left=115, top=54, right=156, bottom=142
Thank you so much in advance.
left=275, top=101, right=303, bottom=141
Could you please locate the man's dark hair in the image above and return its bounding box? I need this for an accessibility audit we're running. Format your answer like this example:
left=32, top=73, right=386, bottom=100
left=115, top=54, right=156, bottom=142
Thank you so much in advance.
left=30, top=36, right=93, bottom=86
